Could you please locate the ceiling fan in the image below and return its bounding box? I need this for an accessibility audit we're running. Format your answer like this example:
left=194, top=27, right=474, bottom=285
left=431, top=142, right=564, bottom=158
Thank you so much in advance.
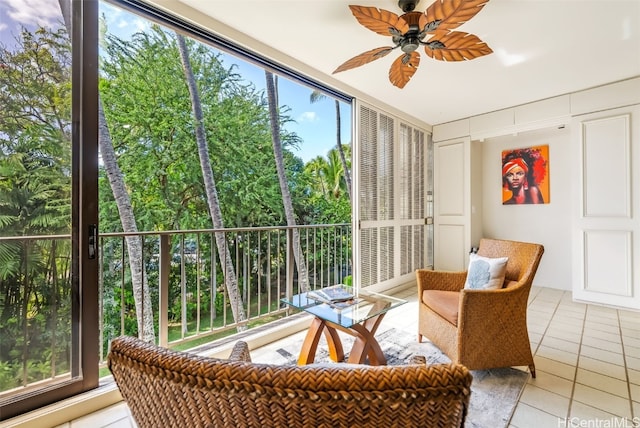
left=333, top=0, right=493, bottom=89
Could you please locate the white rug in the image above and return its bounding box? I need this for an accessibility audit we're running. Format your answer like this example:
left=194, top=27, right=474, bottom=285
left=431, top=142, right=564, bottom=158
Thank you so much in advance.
left=260, top=327, right=529, bottom=428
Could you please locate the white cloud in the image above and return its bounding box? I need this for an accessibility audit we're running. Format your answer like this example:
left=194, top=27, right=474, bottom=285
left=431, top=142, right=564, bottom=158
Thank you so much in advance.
left=298, top=111, right=318, bottom=122
left=0, top=23, right=7, bottom=32
left=100, top=3, right=149, bottom=35
left=3, top=0, right=62, bottom=27
left=133, top=18, right=149, bottom=32
left=110, top=16, right=149, bottom=33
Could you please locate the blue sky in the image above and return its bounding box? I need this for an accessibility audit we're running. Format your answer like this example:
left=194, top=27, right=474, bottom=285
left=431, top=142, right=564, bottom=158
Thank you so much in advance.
left=0, top=0, right=351, bottom=164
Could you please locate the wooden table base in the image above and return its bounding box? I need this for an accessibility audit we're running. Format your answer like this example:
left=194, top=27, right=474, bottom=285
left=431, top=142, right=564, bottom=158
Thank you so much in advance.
left=297, top=312, right=388, bottom=366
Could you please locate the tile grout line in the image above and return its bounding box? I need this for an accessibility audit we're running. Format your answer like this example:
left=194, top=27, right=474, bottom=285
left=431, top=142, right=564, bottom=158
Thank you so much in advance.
left=532, top=290, right=583, bottom=422
left=564, top=298, right=589, bottom=422
left=617, top=309, right=635, bottom=420
left=510, top=289, right=569, bottom=426
left=571, top=304, right=634, bottom=419
left=558, top=290, right=584, bottom=423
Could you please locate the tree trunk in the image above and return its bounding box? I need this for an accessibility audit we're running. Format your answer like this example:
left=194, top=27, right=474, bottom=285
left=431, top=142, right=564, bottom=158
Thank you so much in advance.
left=58, top=0, right=155, bottom=342
left=176, top=34, right=246, bottom=326
left=334, top=100, right=352, bottom=201
left=264, top=70, right=309, bottom=292
left=99, top=103, right=155, bottom=343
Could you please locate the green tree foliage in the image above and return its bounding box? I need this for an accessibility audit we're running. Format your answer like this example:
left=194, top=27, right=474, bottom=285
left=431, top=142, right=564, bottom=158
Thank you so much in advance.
left=303, top=146, right=352, bottom=223
left=0, top=26, right=73, bottom=389
left=0, top=19, right=352, bottom=392
left=310, top=91, right=351, bottom=200
left=99, top=27, right=305, bottom=231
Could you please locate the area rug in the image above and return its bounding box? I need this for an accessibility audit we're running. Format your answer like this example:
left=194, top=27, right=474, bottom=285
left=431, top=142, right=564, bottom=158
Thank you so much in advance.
left=258, top=327, right=529, bottom=428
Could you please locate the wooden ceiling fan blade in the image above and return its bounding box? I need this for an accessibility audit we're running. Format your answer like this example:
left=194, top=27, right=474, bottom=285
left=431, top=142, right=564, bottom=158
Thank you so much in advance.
left=333, top=46, right=395, bottom=74
left=388, top=51, right=420, bottom=89
left=423, top=31, right=492, bottom=61
left=422, top=0, right=490, bottom=33
left=349, top=5, right=410, bottom=36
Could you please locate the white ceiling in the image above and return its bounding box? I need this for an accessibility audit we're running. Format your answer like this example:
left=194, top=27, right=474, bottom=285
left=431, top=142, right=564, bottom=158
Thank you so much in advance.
left=168, top=0, right=639, bottom=126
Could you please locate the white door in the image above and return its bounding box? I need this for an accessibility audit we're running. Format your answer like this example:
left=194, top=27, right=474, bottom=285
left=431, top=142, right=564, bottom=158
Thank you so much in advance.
left=433, top=137, right=471, bottom=271
left=572, top=105, right=640, bottom=310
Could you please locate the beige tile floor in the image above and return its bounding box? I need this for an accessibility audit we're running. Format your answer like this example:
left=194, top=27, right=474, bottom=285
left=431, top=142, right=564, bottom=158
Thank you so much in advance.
left=58, top=286, right=640, bottom=428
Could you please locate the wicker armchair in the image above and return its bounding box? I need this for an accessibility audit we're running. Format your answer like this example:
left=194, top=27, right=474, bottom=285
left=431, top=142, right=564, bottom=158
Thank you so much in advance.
left=108, top=335, right=472, bottom=428
left=417, top=238, right=544, bottom=377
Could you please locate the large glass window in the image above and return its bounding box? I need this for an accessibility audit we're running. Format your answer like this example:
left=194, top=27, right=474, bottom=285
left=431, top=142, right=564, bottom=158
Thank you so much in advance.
left=0, top=0, right=352, bottom=417
left=1, top=0, right=358, bottom=419
left=0, top=0, right=99, bottom=420
left=93, top=0, right=353, bottom=353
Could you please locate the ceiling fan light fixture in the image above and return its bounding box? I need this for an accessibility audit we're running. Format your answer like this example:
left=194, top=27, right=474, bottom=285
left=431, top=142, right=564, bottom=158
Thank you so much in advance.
left=401, top=36, right=420, bottom=53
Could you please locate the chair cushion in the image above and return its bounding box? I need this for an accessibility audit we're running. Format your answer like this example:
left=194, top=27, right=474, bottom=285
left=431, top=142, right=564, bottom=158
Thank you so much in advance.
left=463, top=254, right=508, bottom=290
left=422, top=290, right=460, bottom=326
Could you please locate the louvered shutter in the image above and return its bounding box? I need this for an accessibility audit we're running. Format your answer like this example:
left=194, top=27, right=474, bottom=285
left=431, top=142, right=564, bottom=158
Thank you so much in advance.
left=355, top=102, right=433, bottom=290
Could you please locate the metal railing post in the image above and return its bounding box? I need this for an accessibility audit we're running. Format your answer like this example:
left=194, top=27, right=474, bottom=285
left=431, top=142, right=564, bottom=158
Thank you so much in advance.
left=159, top=234, right=169, bottom=347
left=286, top=228, right=295, bottom=300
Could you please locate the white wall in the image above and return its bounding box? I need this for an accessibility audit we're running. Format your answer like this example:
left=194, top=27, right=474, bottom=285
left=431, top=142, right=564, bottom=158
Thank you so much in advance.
left=470, top=140, right=483, bottom=253
left=479, top=127, right=572, bottom=290
left=433, top=77, right=640, bottom=296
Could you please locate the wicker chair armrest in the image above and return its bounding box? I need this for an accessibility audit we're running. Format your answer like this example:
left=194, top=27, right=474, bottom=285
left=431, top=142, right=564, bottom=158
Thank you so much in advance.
left=228, top=340, right=251, bottom=362
left=458, top=284, right=527, bottom=337
left=416, top=269, right=467, bottom=294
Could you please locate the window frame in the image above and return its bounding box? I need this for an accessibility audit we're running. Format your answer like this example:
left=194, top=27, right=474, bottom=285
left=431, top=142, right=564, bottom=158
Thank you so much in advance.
left=0, top=0, right=100, bottom=420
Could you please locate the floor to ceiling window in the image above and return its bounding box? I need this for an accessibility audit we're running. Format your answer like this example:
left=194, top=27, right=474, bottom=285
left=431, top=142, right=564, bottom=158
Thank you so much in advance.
left=0, top=0, right=99, bottom=420
left=0, top=0, right=434, bottom=420
left=1, top=0, right=353, bottom=419
left=93, top=0, right=354, bottom=353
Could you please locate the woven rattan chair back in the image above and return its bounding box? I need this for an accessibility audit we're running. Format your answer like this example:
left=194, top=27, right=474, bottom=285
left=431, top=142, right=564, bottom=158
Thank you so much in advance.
left=108, top=335, right=472, bottom=428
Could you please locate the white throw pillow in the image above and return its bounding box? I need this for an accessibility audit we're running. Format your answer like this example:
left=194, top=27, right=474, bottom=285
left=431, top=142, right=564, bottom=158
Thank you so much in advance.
left=463, top=254, right=508, bottom=290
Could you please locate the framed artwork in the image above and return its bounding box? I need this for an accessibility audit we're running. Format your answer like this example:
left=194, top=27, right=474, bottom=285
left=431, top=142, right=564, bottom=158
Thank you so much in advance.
left=502, top=145, right=549, bottom=205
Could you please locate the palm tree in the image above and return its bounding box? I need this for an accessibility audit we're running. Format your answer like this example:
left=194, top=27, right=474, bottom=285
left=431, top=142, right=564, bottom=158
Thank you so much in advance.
left=309, top=91, right=351, bottom=200
left=304, top=151, right=347, bottom=200
left=324, top=148, right=347, bottom=199
left=0, top=148, right=70, bottom=385
left=304, top=156, right=329, bottom=197
left=98, top=105, right=155, bottom=342
left=265, top=70, right=309, bottom=292
left=176, top=34, right=246, bottom=326
left=60, top=0, right=155, bottom=343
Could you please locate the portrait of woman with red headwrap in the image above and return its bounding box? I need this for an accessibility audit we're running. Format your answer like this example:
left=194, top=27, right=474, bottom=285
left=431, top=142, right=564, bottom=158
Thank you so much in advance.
left=502, top=145, right=549, bottom=204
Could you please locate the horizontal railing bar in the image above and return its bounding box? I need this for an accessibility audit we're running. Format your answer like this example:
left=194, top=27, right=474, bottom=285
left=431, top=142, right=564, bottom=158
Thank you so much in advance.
left=0, top=234, right=71, bottom=241
left=0, top=224, right=350, bottom=242
left=99, top=223, right=350, bottom=238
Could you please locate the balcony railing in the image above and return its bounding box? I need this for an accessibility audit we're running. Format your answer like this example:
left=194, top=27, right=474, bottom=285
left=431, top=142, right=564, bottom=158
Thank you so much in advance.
left=0, top=223, right=351, bottom=396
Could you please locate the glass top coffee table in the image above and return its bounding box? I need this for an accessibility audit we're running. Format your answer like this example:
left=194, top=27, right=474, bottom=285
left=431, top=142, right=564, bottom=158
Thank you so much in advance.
left=281, top=288, right=407, bottom=366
